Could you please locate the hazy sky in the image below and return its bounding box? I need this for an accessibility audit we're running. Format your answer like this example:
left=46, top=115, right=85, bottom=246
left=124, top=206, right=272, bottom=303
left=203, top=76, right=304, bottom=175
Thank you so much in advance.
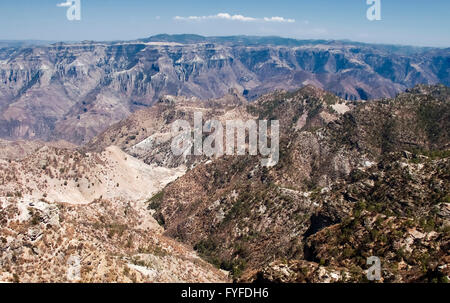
left=0, top=0, right=449, bottom=47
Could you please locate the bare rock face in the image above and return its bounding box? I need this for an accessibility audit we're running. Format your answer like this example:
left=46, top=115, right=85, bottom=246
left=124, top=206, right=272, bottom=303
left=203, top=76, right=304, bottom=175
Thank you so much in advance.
left=0, top=36, right=449, bottom=144
left=85, top=91, right=253, bottom=168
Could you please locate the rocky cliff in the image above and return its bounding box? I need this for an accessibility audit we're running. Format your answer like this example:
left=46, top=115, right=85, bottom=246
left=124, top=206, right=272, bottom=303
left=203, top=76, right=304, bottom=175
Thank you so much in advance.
left=0, top=35, right=448, bottom=144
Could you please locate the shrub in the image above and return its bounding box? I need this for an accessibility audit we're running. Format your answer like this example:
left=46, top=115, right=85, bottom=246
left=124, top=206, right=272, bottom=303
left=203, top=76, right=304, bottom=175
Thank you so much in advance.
left=147, top=191, right=164, bottom=210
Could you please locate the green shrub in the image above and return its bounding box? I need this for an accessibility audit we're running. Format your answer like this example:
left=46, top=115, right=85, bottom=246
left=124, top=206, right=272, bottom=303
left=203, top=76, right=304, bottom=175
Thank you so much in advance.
left=147, top=191, right=164, bottom=210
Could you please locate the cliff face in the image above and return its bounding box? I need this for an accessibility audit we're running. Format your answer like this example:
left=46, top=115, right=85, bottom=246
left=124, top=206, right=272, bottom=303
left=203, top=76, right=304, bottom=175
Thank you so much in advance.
left=0, top=37, right=448, bottom=144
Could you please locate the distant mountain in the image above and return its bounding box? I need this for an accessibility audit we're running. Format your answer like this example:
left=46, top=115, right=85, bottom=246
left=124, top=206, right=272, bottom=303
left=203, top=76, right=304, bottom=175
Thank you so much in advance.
left=0, top=35, right=448, bottom=144
left=0, top=40, right=57, bottom=48
left=139, top=34, right=438, bottom=54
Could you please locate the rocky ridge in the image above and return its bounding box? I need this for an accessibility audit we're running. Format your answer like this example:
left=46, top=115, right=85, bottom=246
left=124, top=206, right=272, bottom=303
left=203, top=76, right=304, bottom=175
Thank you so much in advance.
left=144, top=84, right=450, bottom=282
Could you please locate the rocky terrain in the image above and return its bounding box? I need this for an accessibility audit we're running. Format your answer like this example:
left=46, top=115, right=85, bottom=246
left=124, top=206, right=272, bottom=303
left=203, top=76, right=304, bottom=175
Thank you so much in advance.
left=142, top=84, right=449, bottom=282
left=0, top=140, right=228, bottom=282
left=0, top=139, right=76, bottom=160
left=0, top=91, right=254, bottom=283
left=0, top=35, right=448, bottom=144
left=0, top=196, right=229, bottom=282
left=0, top=83, right=448, bottom=283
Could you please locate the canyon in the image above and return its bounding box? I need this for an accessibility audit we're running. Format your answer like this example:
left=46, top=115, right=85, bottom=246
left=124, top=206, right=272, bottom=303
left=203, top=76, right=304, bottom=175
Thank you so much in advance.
left=0, top=84, right=448, bottom=282
left=0, top=35, right=448, bottom=144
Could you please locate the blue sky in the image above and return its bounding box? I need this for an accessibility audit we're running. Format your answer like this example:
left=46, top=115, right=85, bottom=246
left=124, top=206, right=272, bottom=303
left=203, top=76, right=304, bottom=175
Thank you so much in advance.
left=0, top=0, right=449, bottom=46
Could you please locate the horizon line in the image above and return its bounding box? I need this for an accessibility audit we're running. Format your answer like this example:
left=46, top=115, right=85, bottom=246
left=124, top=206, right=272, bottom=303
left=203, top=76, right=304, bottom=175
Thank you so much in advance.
left=1, top=34, right=449, bottom=49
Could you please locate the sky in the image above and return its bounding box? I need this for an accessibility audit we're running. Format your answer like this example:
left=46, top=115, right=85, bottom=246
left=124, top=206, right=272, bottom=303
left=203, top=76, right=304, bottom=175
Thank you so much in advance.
left=0, top=0, right=449, bottom=47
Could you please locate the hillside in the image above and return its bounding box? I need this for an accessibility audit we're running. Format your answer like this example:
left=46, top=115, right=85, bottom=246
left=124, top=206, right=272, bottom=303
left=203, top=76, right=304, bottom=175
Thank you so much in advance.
left=146, top=84, right=449, bottom=282
left=0, top=194, right=229, bottom=282
left=0, top=140, right=227, bottom=282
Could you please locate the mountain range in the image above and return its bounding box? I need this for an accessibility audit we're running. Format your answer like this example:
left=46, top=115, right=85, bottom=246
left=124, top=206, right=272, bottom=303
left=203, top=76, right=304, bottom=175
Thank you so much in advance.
left=0, top=35, right=448, bottom=145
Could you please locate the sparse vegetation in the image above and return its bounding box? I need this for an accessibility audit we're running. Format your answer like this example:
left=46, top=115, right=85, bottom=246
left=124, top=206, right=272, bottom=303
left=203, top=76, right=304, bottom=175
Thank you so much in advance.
left=147, top=191, right=164, bottom=210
